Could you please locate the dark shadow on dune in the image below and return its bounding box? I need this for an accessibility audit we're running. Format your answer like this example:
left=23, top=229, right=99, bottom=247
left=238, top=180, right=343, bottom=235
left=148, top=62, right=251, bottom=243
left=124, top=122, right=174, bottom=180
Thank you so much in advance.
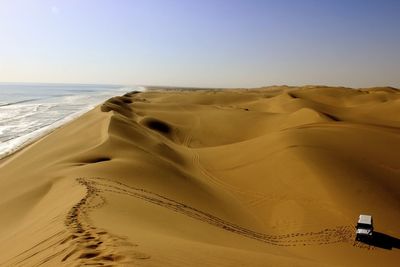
left=82, top=157, right=111, bottom=164
left=321, top=112, right=341, bottom=121
left=361, top=232, right=400, bottom=250
left=122, top=98, right=132, bottom=104
left=143, top=119, right=171, bottom=134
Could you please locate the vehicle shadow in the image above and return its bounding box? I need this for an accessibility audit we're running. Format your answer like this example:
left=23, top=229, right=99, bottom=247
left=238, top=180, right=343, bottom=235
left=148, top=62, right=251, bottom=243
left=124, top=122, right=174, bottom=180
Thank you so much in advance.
left=362, top=232, right=400, bottom=250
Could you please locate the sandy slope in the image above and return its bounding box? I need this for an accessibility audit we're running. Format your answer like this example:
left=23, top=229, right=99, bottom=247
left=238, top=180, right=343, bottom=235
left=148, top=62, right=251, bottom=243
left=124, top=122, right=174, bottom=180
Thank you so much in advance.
left=0, top=86, right=399, bottom=266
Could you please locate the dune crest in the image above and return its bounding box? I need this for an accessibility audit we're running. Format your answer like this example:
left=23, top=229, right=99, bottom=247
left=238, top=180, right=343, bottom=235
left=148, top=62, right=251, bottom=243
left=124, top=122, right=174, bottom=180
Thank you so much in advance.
left=0, top=86, right=399, bottom=266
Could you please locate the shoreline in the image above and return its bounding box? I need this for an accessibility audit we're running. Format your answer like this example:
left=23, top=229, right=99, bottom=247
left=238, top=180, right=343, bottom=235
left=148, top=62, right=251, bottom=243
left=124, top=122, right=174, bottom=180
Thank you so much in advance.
left=0, top=87, right=144, bottom=162
left=0, top=107, right=94, bottom=161
left=0, top=105, right=101, bottom=165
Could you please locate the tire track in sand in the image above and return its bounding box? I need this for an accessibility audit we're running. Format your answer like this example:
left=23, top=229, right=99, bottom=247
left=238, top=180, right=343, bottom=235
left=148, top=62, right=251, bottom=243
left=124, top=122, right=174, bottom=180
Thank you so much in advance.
left=83, top=177, right=355, bottom=248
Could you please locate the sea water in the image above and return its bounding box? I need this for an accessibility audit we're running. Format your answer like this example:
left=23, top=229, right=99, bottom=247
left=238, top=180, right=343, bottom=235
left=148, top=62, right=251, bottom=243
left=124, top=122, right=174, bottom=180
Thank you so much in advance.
left=0, top=83, right=141, bottom=159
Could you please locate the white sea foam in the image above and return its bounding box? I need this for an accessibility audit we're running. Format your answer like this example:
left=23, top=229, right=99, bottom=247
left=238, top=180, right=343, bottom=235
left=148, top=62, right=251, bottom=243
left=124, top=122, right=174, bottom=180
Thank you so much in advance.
left=0, top=83, right=144, bottom=159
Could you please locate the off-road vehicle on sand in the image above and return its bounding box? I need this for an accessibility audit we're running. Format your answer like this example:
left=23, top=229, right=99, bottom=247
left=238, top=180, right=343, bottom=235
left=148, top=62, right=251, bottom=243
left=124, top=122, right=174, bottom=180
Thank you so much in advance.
left=356, top=214, right=373, bottom=241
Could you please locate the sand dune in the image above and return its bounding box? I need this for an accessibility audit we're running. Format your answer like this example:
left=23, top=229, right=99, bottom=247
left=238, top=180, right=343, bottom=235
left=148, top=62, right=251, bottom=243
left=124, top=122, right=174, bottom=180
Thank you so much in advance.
left=0, top=86, right=399, bottom=266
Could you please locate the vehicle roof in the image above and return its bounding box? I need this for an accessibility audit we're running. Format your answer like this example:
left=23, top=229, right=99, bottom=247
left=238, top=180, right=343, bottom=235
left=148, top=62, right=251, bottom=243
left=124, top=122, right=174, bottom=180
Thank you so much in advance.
left=358, top=214, right=372, bottom=224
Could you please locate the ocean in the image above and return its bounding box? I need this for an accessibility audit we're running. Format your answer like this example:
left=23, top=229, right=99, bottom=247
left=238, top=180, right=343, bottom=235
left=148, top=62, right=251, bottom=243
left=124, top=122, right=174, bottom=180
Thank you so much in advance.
left=0, top=83, right=140, bottom=159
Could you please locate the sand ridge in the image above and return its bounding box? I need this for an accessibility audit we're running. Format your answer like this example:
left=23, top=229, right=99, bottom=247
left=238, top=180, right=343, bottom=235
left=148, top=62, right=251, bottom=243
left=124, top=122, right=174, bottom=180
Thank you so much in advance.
left=0, top=86, right=399, bottom=266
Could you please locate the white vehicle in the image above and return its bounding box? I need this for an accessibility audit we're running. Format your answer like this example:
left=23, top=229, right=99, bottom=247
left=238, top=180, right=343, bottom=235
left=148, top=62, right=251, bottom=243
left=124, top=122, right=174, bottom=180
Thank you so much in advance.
left=355, top=214, right=373, bottom=241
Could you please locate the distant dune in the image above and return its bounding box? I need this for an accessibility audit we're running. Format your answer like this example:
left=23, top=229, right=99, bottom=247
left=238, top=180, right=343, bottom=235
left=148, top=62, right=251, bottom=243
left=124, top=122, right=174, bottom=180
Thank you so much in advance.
left=0, top=86, right=399, bottom=266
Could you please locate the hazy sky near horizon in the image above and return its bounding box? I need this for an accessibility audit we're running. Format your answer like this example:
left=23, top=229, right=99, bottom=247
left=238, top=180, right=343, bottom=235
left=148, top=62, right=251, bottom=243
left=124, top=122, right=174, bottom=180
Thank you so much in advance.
left=0, top=0, right=399, bottom=88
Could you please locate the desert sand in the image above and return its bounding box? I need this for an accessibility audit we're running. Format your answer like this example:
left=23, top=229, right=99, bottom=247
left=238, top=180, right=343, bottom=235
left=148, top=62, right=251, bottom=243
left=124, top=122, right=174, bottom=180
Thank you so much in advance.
left=0, top=86, right=399, bottom=266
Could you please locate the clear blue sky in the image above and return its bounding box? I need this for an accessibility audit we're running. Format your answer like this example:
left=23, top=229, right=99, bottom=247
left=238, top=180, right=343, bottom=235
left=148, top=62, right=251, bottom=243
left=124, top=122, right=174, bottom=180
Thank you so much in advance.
left=0, top=0, right=399, bottom=87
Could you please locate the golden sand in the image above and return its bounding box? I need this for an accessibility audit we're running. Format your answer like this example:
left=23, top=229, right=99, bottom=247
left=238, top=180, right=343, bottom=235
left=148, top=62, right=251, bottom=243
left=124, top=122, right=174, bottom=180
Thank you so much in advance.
left=0, top=86, right=399, bottom=266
